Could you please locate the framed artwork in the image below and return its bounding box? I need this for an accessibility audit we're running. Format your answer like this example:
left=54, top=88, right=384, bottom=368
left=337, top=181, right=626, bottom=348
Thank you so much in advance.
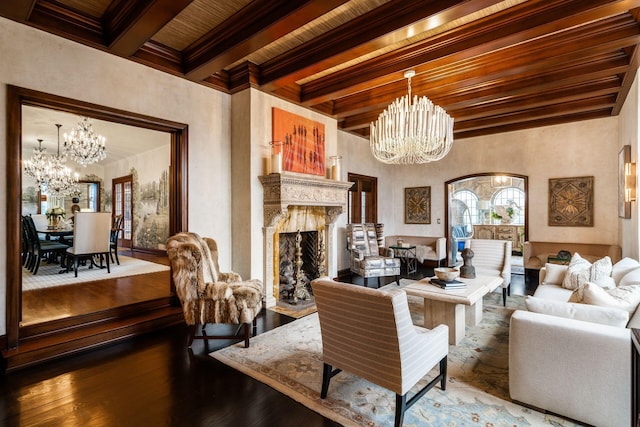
left=548, top=176, right=594, bottom=227
left=619, top=145, right=631, bottom=219
left=405, top=186, right=431, bottom=224
left=272, top=108, right=325, bottom=176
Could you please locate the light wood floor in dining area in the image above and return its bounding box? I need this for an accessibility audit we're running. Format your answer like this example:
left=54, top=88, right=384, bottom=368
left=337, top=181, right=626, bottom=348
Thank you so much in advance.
left=21, top=251, right=171, bottom=326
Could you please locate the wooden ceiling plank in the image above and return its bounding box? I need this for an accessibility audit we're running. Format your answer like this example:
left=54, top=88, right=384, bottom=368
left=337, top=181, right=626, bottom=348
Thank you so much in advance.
left=184, top=0, right=349, bottom=81
left=258, top=0, right=505, bottom=90
left=104, top=0, right=195, bottom=56
left=454, top=95, right=617, bottom=131
left=300, top=0, right=640, bottom=105
left=0, top=0, right=36, bottom=21
left=454, top=110, right=612, bottom=139
left=332, top=53, right=629, bottom=117
left=339, top=79, right=620, bottom=131
left=612, top=44, right=640, bottom=114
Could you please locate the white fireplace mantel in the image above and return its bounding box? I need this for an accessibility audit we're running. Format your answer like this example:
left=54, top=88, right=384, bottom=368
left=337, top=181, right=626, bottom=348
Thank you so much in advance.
left=259, top=173, right=353, bottom=307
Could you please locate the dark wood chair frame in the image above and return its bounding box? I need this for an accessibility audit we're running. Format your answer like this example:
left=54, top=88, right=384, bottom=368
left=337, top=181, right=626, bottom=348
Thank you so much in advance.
left=187, top=316, right=258, bottom=348
left=320, top=357, right=448, bottom=427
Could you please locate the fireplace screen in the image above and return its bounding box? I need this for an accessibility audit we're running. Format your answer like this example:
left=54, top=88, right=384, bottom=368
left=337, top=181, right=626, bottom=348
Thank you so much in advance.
left=278, top=230, right=324, bottom=303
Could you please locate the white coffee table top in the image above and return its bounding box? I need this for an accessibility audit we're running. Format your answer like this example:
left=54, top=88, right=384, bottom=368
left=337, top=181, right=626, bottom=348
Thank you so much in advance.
left=403, top=275, right=502, bottom=305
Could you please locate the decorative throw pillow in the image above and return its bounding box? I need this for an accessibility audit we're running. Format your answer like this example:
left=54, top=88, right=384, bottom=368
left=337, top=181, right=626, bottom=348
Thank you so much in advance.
left=612, top=257, right=640, bottom=283
left=562, top=253, right=592, bottom=290
left=593, top=276, right=616, bottom=290
left=543, top=263, right=568, bottom=285
left=569, top=282, right=640, bottom=313
left=619, top=267, right=640, bottom=287
left=590, top=256, right=612, bottom=282
left=525, top=296, right=629, bottom=327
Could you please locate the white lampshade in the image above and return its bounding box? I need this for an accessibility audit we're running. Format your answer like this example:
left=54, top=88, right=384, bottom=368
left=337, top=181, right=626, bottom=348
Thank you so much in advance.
left=478, top=200, right=491, bottom=210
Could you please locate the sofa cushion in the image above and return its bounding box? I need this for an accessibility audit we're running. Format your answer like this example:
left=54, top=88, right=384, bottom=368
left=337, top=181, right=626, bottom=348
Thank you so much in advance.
left=612, top=257, right=640, bottom=283
left=532, top=283, right=573, bottom=302
left=543, top=263, right=569, bottom=285
left=569, top=282, right=640, bottom=313
left=562, top=253, right=592, bottom=290
left=525, top=296, right=629, bottom=327
left=619, top=267, right=640, bottom=287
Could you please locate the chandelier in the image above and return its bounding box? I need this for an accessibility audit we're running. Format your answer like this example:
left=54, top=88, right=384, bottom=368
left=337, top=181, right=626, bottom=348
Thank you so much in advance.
left=370, top=70, right=454, bottom=164
left=64, top=116, right=106, bottom=166
left=43, top=124, right=79, bottom=196
left=23, top=138, right=48, bottom=190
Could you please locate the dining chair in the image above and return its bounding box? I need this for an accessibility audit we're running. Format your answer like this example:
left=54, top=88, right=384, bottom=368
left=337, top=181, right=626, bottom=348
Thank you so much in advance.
left=110, top=214, right=124, bottom=265
left=65, top=212, right=112, bottom=277
left=22, top=215, right=68, bottom=274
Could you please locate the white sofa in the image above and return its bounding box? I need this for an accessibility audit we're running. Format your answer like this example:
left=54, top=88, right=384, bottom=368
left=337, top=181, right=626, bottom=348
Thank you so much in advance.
left=509, top=258, right=640, bottom=427
left=384, top=235, right=447, bottom=266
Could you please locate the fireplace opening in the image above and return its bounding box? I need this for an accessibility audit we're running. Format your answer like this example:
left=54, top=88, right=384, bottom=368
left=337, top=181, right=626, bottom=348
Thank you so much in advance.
left=278, top=230, right=323, bottom=303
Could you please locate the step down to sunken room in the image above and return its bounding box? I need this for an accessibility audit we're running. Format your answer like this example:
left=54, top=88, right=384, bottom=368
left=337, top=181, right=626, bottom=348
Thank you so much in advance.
left=2, top=298, right=183, bottom=372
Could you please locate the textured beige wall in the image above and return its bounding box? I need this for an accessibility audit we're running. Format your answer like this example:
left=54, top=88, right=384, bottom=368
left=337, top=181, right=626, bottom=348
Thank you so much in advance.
left=0, top=18, right=232, bottom=335
left=618, top=76, right=639, bottom=259
left=336, top=116, right=624, bottom=270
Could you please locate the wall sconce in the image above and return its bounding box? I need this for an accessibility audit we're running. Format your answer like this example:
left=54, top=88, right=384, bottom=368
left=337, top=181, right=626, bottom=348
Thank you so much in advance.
left=625, top=160, right=636, bottom=202
left=491, top=175, right=512, bottom=188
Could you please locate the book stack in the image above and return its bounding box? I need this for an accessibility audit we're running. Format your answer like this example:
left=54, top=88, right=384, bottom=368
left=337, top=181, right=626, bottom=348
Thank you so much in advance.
left=430, top=278, right=467, bottom=290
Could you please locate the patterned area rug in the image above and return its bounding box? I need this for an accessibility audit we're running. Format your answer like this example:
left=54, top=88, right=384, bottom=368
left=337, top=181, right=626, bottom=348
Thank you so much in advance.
left=22, top=255, right=169, bottom=291
left=212, top=286, right=582, bottom=427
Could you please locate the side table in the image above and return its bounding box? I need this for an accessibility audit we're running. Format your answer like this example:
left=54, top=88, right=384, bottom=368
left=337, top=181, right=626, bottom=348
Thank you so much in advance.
left=547, top=256, right=570, bottom=266
left=389, top=245, right=417, bottom=275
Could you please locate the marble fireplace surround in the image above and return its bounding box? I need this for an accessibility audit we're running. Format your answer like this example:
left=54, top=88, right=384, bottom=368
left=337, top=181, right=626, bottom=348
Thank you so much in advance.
left=259, top=173, right=353, bottom=307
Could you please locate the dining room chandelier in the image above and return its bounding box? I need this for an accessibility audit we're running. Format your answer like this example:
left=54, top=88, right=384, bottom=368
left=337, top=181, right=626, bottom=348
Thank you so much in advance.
left=370, top=70, right=454, bottom=164
left=43, top=124, right=79, bottom=196
left=23, top=138, right=48, bottom=190
left=63, top=116, right=106, bottom=166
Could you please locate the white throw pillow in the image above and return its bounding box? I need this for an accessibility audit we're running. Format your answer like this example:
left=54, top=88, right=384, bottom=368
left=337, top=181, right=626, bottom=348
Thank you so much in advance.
left=612, top=257, right=640, bottom=283
left=593, top=276, right=616, bottom=289
left=525, top=296, right=629, bottom=327
left=562, top=253, right=592, bottom=290
left=590, top=256, right=612, bottom=282
left=543, top=263, right=568, bottom=285
left=619, top=267, right=640, bottom=287
left=569, top=282, right=640, bottom=313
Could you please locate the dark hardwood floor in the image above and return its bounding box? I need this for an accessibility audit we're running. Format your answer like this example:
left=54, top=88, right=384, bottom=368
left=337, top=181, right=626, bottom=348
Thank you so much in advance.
left=1, top=263, right=531, bottom=426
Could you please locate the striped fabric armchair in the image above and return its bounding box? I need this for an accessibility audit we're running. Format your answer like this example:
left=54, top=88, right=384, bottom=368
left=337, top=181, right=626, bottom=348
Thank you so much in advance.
left=468, top=238, right=512, bottom=306
left=346, top=223, right=400, bottom=287
left=312, top=277, right=448, bottom=427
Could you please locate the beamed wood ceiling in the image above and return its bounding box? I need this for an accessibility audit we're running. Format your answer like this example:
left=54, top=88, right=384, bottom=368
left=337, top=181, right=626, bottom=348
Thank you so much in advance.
left=4, top=0, right=640, bottom=140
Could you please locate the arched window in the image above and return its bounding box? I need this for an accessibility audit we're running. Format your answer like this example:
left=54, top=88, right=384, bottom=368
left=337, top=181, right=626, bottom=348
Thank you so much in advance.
left=492, top=187, right=525, bottom=224
left=453, top=190, right=479, bottom=224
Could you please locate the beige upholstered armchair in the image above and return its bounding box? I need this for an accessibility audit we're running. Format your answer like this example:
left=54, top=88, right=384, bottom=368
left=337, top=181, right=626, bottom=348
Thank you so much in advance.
left=65, top=212, right=112, bottom=277
left=346, top=223, right=400, bottom=287
left=166, top=232, right=263, bottom=347
left=468, top=238, right=512, bottom=305
left=312, top=277, right=448, bottom=427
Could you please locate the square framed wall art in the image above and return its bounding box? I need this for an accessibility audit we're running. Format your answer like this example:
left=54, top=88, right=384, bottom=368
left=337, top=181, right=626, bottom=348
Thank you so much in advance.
left=272, top=107, right=325, bottom=177
left=548, top=176, right=594, bottom=227
left=405, top=186, right=431, bottom=224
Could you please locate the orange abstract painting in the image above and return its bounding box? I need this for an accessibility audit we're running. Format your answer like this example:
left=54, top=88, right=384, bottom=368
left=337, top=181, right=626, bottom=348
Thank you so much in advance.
left=272, top=108, right=325, bottom=176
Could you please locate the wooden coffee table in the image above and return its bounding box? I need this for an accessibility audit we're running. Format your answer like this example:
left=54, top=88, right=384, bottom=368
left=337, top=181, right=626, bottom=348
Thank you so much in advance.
left=403, top=275, right=503, bottom=345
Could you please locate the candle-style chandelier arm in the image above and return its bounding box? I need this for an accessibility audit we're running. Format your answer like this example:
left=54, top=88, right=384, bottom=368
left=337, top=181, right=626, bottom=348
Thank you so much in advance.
left=63, top=116, right=107, bottom=167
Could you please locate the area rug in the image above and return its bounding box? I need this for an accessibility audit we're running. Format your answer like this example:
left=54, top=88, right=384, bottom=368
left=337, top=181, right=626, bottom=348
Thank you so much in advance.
left=212, top=290, right=581, bottom=427
left=22, top=255, right=169, bottom=291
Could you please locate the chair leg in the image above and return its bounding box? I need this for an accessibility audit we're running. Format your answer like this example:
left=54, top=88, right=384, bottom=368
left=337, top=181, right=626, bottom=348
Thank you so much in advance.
left=502, top=287, right=507, bottom=306
left=243, top=322, right=250, bottom=348
left=364, top=277, right=368, bottom=287
left=395, top=393, right=407, bottom=427
left=321, top=363, right=333, bottom=398
left=187, top=325, right=196, bottom=347
left=440, top=357, right=447, bottom=390
left=396, top=275, right=400, bottom=286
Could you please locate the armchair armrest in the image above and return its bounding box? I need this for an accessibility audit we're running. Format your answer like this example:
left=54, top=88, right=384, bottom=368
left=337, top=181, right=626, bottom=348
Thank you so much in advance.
left=509, top=310, right=631, bottom=427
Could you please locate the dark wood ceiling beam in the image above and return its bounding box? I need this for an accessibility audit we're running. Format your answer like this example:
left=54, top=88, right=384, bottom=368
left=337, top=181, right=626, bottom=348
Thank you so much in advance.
left=300, top=0, right=640, bottom=105
left=454, top=110, right=612, bottom=139
left=103, top=0, right=194, bottom=57
left=133, top=40, right=184, bottom=75
left=258, top=0, right=505, bottom=90
left=612, top=44, right=640, bottom=114
left=339, top=79, right=620, bottom=131
left=454, top=95, right=617, bottom=132
left=332, top=53, right=629, bottom=117
left=0, top=0, right=35, bottom=21
left=184, top=0, right=349, bottom=81
left=29, top=0, right=103, bottom=46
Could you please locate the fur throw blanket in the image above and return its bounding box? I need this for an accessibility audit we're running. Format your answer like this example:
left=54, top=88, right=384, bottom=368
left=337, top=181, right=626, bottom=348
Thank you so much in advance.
left=167, top=232, right=263, bottom=325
